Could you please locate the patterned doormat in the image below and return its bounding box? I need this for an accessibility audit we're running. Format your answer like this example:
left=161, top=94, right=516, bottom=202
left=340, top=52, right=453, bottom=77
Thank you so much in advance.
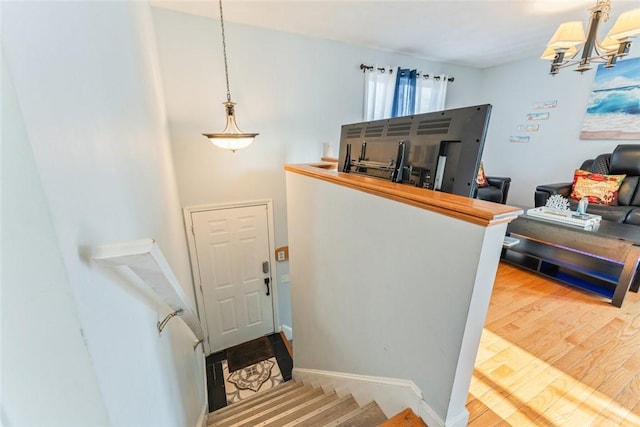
left=222, top=357, right=284, bottom=404
left=226, top=336, right=275, bottom=372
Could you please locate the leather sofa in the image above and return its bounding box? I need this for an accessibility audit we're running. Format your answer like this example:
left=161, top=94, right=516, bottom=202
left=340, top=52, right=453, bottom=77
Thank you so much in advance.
left=475, top=176, right=511, bottom=204
left=535, top=144, right=640, bottom=224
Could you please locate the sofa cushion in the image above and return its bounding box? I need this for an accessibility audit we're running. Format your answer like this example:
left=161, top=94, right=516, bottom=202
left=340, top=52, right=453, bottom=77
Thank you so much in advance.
left=570, top=169, right=626, bottom=206
left=624, top=209, right=640, bottom=226
left=610, top=144, right=640, bottom=175
left=581, top=203, right=634, bottom=223
left=476, top=185, right=502, bottom=203
left=618, top=176, right=640, bottom=206
left=586, top=154, right=611, bottom=175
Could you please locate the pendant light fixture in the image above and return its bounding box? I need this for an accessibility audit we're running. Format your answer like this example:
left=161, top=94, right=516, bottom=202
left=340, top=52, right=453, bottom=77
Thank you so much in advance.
left=203, top=0, right=258, bottom=152
left=541, top=0, right=640, bottom=75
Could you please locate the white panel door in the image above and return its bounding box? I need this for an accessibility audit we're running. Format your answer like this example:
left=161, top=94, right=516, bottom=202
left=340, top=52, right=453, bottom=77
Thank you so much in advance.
left=192, top=205, right=274, bottom=352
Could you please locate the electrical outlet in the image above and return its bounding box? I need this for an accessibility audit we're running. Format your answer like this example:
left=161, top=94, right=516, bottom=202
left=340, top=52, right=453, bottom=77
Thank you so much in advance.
left=280, top=274, right=290, bottom=283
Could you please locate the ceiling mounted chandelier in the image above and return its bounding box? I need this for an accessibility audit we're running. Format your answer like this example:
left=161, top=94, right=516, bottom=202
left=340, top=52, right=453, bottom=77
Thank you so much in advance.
left=203, top=0, right=258, bottom=152
left=541, top=0, right=640, bottom=75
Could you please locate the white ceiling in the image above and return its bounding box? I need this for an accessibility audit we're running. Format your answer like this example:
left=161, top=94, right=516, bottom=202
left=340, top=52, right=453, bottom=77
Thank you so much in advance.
left=150, top=0, right=640, bottom=69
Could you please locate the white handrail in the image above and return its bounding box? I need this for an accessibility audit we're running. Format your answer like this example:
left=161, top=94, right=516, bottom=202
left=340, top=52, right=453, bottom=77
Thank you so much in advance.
left=92, top=238, right=204, bottom=342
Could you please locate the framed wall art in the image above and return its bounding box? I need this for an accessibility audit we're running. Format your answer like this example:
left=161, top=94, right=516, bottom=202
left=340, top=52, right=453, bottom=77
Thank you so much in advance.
left=581, top=57, right=640, bottom=140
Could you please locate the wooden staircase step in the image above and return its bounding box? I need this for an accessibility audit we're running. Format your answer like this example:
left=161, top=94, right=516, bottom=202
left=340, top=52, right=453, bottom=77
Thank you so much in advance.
left=294, top=395, right=359, bottom=426
left=379, top=408, right=428, bottom=427
left=208, top=383, right=311, bottom=426
left=253, top=392, right=339, bottom=427
left=281, top=395, right=354, bottom=427
left=230, top=388, right=325, bottom=427
left=208, top=380, right=301, bottom=422
left=208, top=378, right=392, bottom=427
left=323, top=401, right=387, bottom=426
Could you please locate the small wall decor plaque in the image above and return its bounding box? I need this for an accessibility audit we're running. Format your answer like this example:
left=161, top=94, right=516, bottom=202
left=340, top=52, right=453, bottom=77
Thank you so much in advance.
left=517, top=124, right=540, bottom=132
left=526, top=112, right=550, bottom=121
left=509, top=135, right=530, bottom=143
left=532, top=100, right=558, bottom=110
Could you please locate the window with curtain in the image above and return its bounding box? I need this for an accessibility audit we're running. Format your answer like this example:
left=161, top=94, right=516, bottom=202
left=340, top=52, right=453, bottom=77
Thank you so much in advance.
left=363, top=65, right=451, bottom=121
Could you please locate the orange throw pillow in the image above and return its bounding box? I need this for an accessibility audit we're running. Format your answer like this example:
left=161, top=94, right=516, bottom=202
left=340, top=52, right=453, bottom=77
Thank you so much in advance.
left=476, top=162, right=488, bottom=188
left=570, top=169, right=625, bottom=206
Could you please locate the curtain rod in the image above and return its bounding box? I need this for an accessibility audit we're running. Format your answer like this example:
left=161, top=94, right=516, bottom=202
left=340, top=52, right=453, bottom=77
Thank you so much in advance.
left=359, top=64, right=455, bottom=82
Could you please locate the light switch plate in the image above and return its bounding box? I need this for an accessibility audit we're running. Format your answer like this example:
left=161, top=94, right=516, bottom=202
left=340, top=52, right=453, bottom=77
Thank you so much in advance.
left=275, top=245, right=289, bottom=262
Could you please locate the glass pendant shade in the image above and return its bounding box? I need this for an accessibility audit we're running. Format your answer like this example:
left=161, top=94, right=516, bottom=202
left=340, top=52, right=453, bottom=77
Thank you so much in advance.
left=203, top=102, right=258, bottom=153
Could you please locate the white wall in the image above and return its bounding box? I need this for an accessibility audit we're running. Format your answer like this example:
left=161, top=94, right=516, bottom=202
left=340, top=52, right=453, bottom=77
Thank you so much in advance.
left=2, top=2, right=205, bottom=426
left=1, top=51, right=111, bottom=427
left=286, top=171, right=510, bottom=427
left=479, top=53, right=640, bottom=208
left=150, top=6, right=484, bottom=331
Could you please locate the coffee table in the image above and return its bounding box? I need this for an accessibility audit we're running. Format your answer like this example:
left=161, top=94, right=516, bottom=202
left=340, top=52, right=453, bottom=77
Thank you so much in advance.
left=501, top=214, right=640, bottom=307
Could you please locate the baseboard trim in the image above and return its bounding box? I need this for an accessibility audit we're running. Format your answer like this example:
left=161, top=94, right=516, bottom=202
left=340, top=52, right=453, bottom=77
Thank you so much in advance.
left=281, top=324, right=293, bottom=341
left=293, top=368, right=454, bottom=427
left=197, top=402, right=208, bottom=427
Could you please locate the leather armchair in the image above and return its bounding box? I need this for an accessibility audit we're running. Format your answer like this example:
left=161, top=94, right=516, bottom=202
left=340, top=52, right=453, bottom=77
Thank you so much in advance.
left=475, top=176, right=511, bottom=204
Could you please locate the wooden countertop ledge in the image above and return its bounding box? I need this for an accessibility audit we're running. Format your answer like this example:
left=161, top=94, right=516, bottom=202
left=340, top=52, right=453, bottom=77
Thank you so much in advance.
left=285, top=163, right=522, bottom=227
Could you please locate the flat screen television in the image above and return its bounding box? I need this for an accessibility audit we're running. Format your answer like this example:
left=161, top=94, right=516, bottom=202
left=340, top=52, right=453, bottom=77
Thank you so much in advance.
left=338, top=104, right=492, bottom=198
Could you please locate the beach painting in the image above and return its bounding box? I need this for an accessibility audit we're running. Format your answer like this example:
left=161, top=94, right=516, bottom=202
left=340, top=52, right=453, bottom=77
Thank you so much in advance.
left=581, top=57, right=640, bottom=140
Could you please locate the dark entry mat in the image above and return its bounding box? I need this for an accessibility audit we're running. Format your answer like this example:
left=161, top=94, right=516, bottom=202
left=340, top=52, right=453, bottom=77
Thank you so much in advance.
left=226, top=336, right=274, bottom=373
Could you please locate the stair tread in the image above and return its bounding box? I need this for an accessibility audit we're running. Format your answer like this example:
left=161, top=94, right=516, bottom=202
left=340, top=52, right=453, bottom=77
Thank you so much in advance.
left=281, top=394, right=352, bottom=427
left=253, top=392, right=339, bottom=427
left=295, top=396, right=359, bottom=426
left=379, top=408, right=428, bottom=427
left=324, top=401, right=387, bottom=427
left=208, top=383, right=310, bottom=425
left=232, top=388, right=326, bottom=427
left=209, top=380, right=300, bottom=421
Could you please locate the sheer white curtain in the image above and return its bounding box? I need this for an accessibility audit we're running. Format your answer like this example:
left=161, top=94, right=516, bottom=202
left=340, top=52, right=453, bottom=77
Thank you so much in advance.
left=415, top=73, right=449, bottom=113
left=363, top=66, right=395, bottom=121
left=363, top=66, right=450, bottom=120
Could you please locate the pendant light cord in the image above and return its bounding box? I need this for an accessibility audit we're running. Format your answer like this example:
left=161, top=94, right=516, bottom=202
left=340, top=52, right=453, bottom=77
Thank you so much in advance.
left=218, top=0, right=232, bottom=103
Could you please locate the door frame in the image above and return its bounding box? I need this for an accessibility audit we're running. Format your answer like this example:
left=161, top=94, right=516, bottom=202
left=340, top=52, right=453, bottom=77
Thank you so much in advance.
left=183, top=199, right=280, bottom=355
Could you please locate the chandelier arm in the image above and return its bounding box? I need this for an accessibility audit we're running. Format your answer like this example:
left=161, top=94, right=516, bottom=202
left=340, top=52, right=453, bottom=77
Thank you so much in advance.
left=218, top=0, right=232, bottom=103
left=580, top=9, right=604, bottom=65
left=593, top=43, right=616, bottom=59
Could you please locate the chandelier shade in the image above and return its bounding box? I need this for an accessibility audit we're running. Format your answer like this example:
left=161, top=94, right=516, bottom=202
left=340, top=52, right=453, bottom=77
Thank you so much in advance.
left=542, top=0, right=640, bottom=75
left=547, top=21, right=585, bottom=48
left=203, top=0, right=258, bottom=152
left=607, top=8, right=640, bottom=39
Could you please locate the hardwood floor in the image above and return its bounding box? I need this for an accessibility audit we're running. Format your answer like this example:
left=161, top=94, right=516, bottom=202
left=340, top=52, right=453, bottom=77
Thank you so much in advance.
left=467, top=262, right=640, bottom=426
